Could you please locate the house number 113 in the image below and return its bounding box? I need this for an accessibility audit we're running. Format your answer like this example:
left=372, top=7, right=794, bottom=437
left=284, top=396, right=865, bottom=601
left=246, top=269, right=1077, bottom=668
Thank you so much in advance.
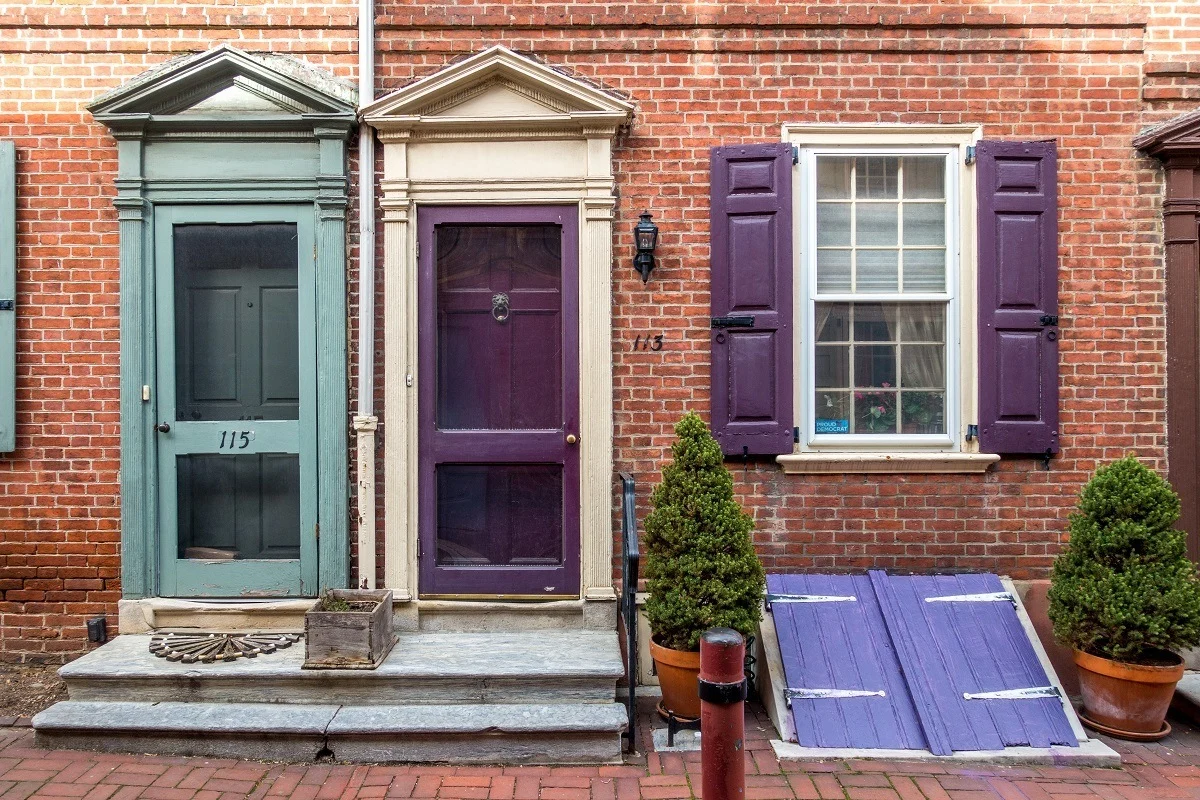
left=631, top=334, right=665, bottom=351
left=219, top=430, right=253, bottom=450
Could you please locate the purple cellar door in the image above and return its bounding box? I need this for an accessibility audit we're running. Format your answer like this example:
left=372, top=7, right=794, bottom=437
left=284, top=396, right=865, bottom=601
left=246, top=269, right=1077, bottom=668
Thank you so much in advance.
left=418, top=206, right=581, bottom=598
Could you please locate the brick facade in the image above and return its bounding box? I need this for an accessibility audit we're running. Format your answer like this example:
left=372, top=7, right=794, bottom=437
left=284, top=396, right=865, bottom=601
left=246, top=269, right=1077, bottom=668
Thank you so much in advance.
left=0, top=5, right=359, bottom=660
left=0, top=2, right=1198, bottom=659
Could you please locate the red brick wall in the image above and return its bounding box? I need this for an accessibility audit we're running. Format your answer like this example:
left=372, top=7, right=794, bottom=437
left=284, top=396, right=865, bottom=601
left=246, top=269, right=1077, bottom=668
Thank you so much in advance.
left=2, top=0, right=1199, bottom=659
left=0, top=5, right=357, bottom=660
left=370, top=2, right=1183, bottom=581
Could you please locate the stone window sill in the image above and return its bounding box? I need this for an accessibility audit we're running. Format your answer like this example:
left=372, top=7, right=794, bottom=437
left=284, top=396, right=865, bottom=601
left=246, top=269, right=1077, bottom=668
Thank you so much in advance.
left=776, top=452, right=1000, bottom=474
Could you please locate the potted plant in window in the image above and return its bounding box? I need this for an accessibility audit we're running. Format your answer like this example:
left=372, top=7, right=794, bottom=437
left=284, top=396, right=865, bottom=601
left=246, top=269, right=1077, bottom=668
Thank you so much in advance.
left=644, top=412, right=766, bottom=719
left=1048, top=456, right=1200, bottom=740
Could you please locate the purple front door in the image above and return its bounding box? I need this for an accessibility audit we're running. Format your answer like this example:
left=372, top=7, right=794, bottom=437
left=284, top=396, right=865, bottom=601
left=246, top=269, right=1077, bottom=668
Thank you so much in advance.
left=418, top=206, right=581, bottom=597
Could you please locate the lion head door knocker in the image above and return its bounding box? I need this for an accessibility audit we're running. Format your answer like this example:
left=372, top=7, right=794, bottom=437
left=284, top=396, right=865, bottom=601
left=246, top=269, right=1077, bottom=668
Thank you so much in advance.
left=491, top=292, right=510, bottom=323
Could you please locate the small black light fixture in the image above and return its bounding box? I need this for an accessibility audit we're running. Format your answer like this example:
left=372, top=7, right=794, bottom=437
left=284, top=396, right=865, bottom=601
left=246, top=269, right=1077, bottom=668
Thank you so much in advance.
left=633, top=211, right=659, bottom=284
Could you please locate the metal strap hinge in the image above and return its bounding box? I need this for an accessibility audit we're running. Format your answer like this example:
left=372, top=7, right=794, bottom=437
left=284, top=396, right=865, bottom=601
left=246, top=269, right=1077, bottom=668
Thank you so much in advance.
left=786, top=688, right=885, bottom=706
left=0, top=299, right=13, bottom=311
left=925, top=591, right=1014, bottom=606
left=965, top=145, right=976, bottom=164
left=963, top=686, right=1059, bottom=701
left=767, top=593, right=856, bottom=609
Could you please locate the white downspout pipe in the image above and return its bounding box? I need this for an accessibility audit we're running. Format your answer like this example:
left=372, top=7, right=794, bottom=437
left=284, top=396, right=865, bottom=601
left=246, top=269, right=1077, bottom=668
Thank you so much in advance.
left=352, top=0, right=378, bottom=589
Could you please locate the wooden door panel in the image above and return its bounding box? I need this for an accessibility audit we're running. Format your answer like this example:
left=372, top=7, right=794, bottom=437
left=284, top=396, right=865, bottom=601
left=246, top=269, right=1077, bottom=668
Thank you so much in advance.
left=419, top=207, right=580, bottom=598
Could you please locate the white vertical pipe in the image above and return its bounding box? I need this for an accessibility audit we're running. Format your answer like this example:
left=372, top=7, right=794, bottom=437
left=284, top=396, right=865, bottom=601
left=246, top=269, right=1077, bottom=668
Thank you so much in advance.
left=353, top=0, right=378, bottom=589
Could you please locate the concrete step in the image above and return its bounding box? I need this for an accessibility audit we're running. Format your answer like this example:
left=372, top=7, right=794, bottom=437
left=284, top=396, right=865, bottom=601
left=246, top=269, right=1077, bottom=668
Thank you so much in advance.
left=61, top=632, right=624, bottom=706
left=33, top=700, right=627, bottom=764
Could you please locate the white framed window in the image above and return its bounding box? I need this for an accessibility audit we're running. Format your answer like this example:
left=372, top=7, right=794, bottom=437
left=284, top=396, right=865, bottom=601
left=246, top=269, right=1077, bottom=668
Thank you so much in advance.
left=786, top=126, right=981, bottom=459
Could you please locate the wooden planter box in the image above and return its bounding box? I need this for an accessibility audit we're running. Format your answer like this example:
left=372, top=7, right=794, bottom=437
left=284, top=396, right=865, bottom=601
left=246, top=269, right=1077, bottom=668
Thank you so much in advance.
left=303, top=589, right=396, bottom=669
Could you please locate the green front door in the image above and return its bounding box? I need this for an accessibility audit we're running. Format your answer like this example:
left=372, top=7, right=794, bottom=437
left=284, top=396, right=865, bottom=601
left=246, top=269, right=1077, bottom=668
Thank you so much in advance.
left=154, top=206, right=318, bottom=597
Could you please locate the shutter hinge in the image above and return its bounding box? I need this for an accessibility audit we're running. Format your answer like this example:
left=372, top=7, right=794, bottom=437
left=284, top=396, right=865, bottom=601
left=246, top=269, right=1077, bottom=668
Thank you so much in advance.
left=965, top=145, right=976, bottom=165
left=416, top=241, right=420, bottom=259
left=966, top=424, right=978, bottom=442
left=793, top=426, right=800, bottom=444
left=0, top=299, right=13, bottom=311
left=1039, top=314, right=1059, bottom=326
left=314, top=522, right=319, bottom=541
left=791, top=145, right=799, bottom=165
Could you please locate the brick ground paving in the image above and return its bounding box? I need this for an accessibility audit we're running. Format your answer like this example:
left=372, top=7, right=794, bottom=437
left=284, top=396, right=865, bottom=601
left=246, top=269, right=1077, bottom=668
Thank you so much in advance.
left=2, top=705, right=1200, bottom=800
left=1, top=702, right=1199, bottom=800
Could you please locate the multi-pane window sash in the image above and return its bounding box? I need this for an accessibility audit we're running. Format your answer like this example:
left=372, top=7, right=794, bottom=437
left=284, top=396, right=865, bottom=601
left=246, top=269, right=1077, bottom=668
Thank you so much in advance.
left=800, top=148, right=959, bottom=447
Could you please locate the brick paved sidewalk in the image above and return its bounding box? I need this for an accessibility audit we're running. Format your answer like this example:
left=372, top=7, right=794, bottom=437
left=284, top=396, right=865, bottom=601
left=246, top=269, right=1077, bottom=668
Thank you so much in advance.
left=2, top=703, right=1200, bottom=800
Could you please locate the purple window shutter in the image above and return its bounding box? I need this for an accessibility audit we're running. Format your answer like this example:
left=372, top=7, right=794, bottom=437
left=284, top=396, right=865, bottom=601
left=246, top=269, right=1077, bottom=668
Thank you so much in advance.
left=710, top=143, right=794, bottom=456
left=976, top=141, right=1060, bottom=455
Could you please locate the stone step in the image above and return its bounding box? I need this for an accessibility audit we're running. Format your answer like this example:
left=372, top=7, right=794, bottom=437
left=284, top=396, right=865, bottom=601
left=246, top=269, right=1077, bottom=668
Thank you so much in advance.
left=62, top=632, right=624, bottom=706
left=117, top=598, right=615, bottom=635
left=33, top=700, right=627, bottom=764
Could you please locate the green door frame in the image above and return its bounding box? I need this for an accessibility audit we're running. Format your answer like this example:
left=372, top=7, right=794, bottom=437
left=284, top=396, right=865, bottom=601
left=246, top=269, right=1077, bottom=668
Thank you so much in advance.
left=89, top=47, right=357, bottom=599
left=155, top=205, right=319, bottom=597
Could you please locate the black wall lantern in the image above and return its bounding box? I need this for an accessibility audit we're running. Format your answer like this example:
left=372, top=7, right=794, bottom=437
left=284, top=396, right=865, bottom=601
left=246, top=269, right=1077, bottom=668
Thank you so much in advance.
left=633, top=211, right=659, bottom=283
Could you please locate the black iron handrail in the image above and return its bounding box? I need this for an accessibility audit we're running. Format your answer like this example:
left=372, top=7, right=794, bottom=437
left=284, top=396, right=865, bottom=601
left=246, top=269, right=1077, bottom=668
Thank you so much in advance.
left=618, top=472, right=639, bottom=753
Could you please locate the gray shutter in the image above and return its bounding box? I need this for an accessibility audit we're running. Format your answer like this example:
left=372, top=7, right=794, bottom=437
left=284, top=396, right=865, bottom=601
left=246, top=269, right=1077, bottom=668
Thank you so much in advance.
left=0, top=142, right=14, bottom=453
left=976, top=141, right=1060, bottom=455
left=709, top=143, right=794, bottom=456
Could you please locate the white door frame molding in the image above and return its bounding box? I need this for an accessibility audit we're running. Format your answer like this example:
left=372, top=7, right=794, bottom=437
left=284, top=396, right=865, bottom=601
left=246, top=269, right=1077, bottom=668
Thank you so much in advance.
left=363, top=46, right=633, bottom=604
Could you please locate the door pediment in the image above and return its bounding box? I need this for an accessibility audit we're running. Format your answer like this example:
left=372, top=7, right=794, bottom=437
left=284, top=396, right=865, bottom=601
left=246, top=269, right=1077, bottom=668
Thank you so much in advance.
left=90, top=45, right=356, bottom=133
left=1136, top=108, right=1200, bottom=158
left=363, top=46, right=632, bottom=138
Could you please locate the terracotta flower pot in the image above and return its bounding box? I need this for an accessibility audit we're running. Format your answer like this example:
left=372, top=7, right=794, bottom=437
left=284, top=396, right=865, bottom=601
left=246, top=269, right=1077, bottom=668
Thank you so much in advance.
left=1074, top=648, right=1184, bottom=738
left=649, top=636, right=701, bottom=719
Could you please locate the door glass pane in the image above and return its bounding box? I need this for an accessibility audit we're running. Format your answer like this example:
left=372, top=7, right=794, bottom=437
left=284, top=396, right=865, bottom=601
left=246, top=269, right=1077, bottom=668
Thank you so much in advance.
left=176, top=454, right=300, bottom=560
left=436, top=464, right=563, bottom=567
left=174, top=224, right=299, bottom=422
left=436, top=224, right=562, bottom=430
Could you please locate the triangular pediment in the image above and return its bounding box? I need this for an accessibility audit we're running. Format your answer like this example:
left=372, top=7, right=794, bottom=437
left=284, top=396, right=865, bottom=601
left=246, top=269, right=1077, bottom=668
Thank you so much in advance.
left=363, top=46, right=632, bottom=135
left=89, top=45, right=356, bottom=122
left=1135, top=109, right=1200, bottom=157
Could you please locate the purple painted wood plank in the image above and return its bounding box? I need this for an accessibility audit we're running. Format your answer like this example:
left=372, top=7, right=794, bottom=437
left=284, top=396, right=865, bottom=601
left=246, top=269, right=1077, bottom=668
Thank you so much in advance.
left=867, top=570, right=955, bottom=755
left=768, top=573, right=925, bottom=749
left=871, top=571, right=1077, bottom=752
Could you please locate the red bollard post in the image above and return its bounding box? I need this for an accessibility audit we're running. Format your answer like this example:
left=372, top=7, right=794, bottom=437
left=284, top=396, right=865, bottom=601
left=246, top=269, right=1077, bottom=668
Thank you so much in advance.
left=699, top=628, right=747, bottom=800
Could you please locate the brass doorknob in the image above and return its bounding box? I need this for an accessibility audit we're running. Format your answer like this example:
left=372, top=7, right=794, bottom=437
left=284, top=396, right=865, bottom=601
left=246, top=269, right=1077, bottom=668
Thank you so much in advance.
left=566, top=434, right=578, bottom=445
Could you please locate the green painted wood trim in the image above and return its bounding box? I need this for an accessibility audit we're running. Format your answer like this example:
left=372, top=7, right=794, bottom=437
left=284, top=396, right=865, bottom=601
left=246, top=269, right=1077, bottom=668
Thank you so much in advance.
left=315, top=128, right=350, bottom=593
left=115, top=133, right=155, bottom=598
left=0, top=142, right=15, bottom=453
left=174, top=558, right=304, bottom=598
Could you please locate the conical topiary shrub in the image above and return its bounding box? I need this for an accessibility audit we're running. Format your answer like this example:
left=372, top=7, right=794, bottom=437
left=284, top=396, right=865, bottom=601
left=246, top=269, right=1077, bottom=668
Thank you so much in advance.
left=1048, top=456, right=1200, bottom=664
left=643, top=411, right=765, bottom=652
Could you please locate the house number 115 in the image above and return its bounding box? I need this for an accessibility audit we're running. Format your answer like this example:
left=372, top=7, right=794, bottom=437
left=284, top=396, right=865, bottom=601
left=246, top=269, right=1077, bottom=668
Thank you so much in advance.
left=219, top=430, right=253, bottom=450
